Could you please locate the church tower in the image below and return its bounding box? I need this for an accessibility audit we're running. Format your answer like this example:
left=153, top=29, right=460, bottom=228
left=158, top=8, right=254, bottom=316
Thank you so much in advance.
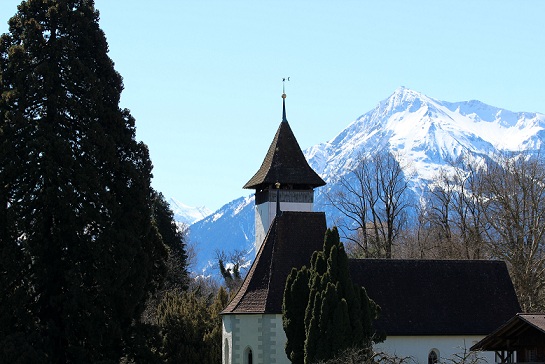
left=222, top=89, right=327, bottom=363
left=243, top=90, right=325, bottom=254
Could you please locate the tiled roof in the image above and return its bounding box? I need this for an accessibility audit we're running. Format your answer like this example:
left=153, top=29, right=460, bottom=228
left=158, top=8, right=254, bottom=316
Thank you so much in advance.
left=470, top=313, right=545, bottom=351
left=348, top=259, right=521, bottom=336
left=221, top=211, right=327, bottom=314
left=222, top=215, right=520, bottom=337
left=520, top=313, right=545, bottom=332
left=243, top=120, right=326, bottom=190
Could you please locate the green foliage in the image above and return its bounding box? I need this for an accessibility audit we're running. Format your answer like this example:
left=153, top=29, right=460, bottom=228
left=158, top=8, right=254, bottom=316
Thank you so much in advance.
left=153, top=191, right=189, bottom=291
left=0, top=0, right=167, bottom=361
left=283, top=227, right=380, bottom=364
left=283, top=267, right=311, bottom=364
left=156, top=286, right=229, bottom=364
left=206, top=286, right=230, bottom=363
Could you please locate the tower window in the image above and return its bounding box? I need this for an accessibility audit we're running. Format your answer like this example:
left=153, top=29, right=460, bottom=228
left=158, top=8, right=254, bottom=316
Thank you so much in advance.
left=244, top=346, right=253, bottom=364
left=428, top=349, right=439, bottom=364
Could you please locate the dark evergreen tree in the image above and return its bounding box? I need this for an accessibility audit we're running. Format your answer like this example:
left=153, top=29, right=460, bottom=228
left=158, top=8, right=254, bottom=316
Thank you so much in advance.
left=0, top=1, right=166, bottom=362
left=283, top=267, right=311, bottom=364
left=153, top=191, right=189, bottom=292
left=156, top=286, right=229, bottom=364
left=283, top=227, right=380, bottom=364
left=205, top=286, right=230, bottom=363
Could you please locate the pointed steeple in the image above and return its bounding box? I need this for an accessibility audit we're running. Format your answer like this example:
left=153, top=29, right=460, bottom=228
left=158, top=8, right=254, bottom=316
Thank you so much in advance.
left=282, top=89, right=287, bottom=123
left=243, top=91, right=325, bottom=190
left=244, top=85, right=326, bottom=255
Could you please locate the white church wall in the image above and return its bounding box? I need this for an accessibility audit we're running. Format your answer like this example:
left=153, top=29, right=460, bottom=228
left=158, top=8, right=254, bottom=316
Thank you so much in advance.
left=222, top=313, right=290, bottom=364
left=375, top=335, right=493, bottom=364
left=222, top=316, right=233, bottom=364
left=223, top=314, right=494, bottom=364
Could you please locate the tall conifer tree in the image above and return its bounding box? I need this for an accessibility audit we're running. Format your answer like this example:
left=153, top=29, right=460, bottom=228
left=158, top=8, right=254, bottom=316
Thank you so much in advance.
left=0, top=1, right=166, bottom=362
left=152, top=192, right=189, bottom=292
left=283, top=227, right=380, bottom=364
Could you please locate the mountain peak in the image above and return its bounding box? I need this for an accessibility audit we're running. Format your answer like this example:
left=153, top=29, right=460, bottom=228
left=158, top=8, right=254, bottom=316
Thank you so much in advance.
left=187, top=89, right=545, bottom=275
left=168, top=198, right=212, bottom=225
left=391, top=86, right=425, bottom=100
left=379, top=87, right=435, bottom=117
left=314, top=88, right=545, bottom=182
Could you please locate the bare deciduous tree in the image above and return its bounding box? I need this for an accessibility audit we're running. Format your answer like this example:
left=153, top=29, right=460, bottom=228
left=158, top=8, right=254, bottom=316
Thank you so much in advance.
left=326, top=151, right=414, bottom=258
left=313, top=347, right=415, bottom=364
left=417, top=151, right=545, bottom=310
left=478, top=152, right=545, bottom=311
left=421, top=158, right=488, bottom=260
left=216, top=249, right=248, bottom=293
left=443, top=342, right=488, bottom=364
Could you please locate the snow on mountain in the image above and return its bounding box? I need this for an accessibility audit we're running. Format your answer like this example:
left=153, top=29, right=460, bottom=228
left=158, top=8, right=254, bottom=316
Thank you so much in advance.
left=167, top=198, right=212, bottom=226
left=187, top=87, right=545, bottom=275
left=308, top=87, right=545, bottom=184
left=187, top=195, right=254, bottom=276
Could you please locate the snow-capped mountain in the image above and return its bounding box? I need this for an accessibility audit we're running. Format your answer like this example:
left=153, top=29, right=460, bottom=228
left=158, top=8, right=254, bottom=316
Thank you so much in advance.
left=187, top=195, right=254, bottom=276
left=187, top=87, right=545, bottom=275
left=168, top=198, right=212, bottom=226
left=307, top=87, right=545, bottom=184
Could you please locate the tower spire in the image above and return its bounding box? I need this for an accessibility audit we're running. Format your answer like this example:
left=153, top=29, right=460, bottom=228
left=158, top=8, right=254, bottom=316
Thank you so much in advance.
left=244, top=81, right=326, bottom=255
left=282, top=77, right=289, bottom=122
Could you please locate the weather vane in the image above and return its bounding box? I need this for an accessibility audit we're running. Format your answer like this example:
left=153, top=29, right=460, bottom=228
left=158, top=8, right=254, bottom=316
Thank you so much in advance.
left=282, top=77, right=290, bottom=98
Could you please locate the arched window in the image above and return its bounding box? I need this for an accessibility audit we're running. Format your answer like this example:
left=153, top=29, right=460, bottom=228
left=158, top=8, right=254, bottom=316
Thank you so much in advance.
left=428, top=349, right=439, bottom=364
left=244, top=346, right=253, bottom=364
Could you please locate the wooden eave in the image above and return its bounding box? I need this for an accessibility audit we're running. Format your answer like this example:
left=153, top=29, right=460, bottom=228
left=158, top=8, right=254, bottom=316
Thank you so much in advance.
left=470, top=314, right=545, bottom=351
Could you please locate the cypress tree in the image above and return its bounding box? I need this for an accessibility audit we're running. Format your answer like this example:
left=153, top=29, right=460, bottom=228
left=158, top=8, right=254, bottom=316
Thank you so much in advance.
left=283, top=227, right=380, bottom=364
left=283, top=266, right=310, bottom=363
left=0, top=1, right=166, bottom=362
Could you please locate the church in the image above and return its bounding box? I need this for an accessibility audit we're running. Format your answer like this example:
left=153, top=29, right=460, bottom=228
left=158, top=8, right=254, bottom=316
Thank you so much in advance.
left=221, top=91, right=520, bottom=364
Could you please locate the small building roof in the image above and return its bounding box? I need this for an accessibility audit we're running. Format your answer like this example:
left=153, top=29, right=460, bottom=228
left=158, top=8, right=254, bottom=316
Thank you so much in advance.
left=221, top=211, right=327, bottom=314
left=470, top=313, right=545, bottom=351
left=348, top=259, right=521, bottom=336
left=243, top=98, right=325, bottom=190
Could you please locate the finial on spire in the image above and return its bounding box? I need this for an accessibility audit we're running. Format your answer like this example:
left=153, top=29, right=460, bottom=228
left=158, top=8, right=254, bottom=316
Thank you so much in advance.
left=282, top=77, right=290, bottom=122
left=282, top=77, right=290, bottom=96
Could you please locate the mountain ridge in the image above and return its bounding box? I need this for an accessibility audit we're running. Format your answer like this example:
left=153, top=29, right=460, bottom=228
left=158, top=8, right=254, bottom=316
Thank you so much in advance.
left=183, top=88, right=545, bottom=275
left=168, top=197, right=212, bottom=226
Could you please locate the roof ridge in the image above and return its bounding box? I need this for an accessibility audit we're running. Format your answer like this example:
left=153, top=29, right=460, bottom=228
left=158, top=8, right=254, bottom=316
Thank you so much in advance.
left=518, top=313, right=545, bottom=334
left=221, top=215, right=280, bottom=314
left=222, top=212, right=327, bottom=315
left=264, top=217, right=279, bottom=311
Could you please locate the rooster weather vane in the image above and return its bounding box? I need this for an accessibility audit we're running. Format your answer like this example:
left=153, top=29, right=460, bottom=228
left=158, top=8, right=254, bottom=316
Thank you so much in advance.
left=282, top=77, right=290, bottom=94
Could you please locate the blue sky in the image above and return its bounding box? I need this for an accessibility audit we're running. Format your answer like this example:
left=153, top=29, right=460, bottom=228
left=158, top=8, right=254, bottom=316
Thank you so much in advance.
left=1, top=1, right=544, bottom=211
